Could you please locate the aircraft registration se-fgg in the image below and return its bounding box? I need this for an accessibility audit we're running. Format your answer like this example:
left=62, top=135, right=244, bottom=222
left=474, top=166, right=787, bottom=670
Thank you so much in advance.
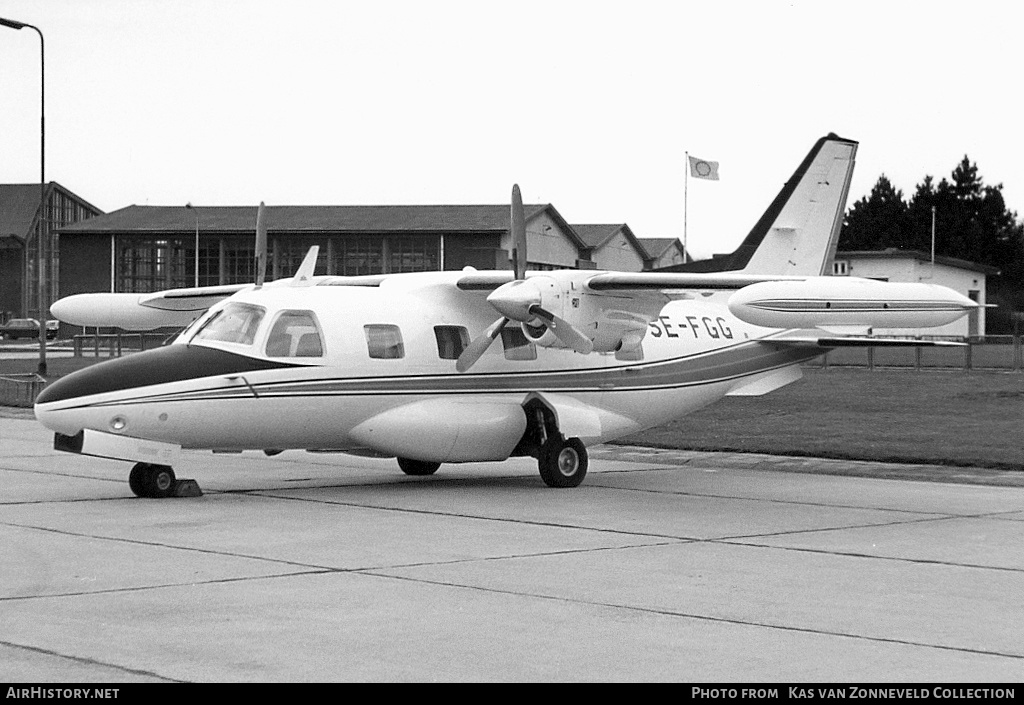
left=35, top=134, right=977, bottom=497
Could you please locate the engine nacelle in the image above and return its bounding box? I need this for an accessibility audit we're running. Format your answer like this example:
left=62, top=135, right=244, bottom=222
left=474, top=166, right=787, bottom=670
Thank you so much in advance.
left=494, top=272, right=655, bottom=354
left=521, top=311, right=648, bottom=353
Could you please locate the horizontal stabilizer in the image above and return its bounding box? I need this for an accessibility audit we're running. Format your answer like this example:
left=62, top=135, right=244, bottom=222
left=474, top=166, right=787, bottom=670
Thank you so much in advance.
left=726, top=366, right=803, bottom=396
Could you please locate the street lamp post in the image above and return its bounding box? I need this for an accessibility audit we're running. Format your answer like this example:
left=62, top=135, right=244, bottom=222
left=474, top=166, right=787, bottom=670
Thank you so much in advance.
left=0, top=15, right=47, bottom=376
left=185, top=203, right=199, bottom=287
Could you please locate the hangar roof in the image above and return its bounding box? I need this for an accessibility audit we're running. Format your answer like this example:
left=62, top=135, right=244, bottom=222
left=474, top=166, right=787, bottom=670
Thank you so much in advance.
left=1, top=183, right=102, bottom=241
left=638, top=237, right=684, bottom=259
left=61, top=202, right=567, bottom=233
left=573, top=223, right=646, bottom=257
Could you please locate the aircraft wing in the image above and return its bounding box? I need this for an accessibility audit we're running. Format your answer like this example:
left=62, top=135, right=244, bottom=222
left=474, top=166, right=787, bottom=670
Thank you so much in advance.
left=763, top=331, right=967, bottom=348
left=454, top=270, right=809, bottom=293
left=582, top=271, right=809, bottom=292
left=137, top=284, right=251, bottom=311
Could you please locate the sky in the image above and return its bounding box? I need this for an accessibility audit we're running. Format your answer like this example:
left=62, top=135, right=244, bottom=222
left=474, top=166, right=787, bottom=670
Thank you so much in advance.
left=1, top=0, right=1021, bottom=260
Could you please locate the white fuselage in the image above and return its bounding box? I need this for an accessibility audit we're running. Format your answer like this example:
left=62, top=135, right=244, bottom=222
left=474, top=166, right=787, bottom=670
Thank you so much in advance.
left=34, top=272, right=819, bottom=462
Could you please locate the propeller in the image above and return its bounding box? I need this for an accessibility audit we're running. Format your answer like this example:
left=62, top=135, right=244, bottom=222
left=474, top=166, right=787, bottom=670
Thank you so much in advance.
left=510, top=184, right=527, bottom=280
left=455, top=316, right=508, bottom=373
left=255, top=202, right=268, bottom=288
left=455, top=185, right=593, bottom=372
left=528, top=305, right=593, bottom=354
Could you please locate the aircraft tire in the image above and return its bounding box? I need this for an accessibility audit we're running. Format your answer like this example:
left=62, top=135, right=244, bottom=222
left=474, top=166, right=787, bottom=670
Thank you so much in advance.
left=129, top=463, right=149, bottom=497
left=539, top=437, right=588, bottom=488
left=398, top=458, right=441, bottom=476
left=130, top=463, right=176, bottom=498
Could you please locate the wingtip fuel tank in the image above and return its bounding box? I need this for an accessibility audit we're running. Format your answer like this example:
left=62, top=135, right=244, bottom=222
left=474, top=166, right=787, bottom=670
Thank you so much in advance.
left=727, top=278, right=978, bottom=330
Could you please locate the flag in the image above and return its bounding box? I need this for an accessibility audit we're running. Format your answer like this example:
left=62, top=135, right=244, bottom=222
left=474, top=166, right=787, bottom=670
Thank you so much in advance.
left=688, top=155, right=720, bottom=181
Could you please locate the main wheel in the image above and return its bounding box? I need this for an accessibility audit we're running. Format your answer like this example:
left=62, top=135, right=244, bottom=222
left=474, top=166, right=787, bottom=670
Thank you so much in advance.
left=129, top=463, right=176, bottom=498
left=538, top=437, right=588, bottom=488
left=397, top=457, right=441, bottom=476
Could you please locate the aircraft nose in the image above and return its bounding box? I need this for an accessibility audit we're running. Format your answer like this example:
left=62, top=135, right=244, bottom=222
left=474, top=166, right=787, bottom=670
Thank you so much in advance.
left=34, top=344, right=295, bottom=408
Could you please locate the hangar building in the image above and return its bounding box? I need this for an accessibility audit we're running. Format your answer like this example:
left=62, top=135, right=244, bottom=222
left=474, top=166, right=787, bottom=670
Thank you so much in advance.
left=0, top=183, right=102, bottom=321
left=53, top=203, right=661, bottom=305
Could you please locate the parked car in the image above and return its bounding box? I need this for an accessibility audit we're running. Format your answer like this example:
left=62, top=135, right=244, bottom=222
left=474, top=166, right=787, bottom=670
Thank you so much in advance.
left=0, top=318, right=59, bottom=340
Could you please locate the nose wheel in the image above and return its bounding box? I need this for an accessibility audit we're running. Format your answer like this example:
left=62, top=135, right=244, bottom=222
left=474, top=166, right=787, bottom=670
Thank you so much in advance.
left=538, top=437, right=588, bottom=488
left=129, top=463, right=177, bottom=498
left=397, top=457, right=441, bottom=476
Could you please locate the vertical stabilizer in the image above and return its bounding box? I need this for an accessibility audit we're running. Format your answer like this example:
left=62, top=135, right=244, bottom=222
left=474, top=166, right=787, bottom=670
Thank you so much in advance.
left=674, top=134, right=858, bottom=276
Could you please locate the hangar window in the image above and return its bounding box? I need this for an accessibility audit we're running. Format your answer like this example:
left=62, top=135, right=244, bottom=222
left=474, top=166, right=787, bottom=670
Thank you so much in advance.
left=364, top=324, right=405, bottom=359
left=434, top=325, right=469, bottom=360
left=193, top=303, right=266, bottom=346
left=265, top=310, right=325, bottom=358
left=500, top=326, right=537, bottom=361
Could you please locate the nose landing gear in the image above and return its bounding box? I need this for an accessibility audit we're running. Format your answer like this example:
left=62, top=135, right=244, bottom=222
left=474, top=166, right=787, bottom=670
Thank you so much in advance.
left=128, top=463, right=201, bottom=498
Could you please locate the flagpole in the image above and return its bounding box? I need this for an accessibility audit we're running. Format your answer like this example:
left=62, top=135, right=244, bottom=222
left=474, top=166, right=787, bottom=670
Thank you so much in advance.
left=683, top=151, right=689, bottom=264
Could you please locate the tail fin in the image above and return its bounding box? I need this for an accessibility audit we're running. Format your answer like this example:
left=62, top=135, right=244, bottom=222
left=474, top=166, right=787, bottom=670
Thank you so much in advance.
left=679, top=133, right=858, bottom=276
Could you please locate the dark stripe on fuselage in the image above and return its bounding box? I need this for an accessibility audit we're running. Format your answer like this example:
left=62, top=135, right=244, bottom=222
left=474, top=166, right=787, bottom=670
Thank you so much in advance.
left=34, top=345, right=300, bottom=405
left=45, top=340, right=824, bottom=410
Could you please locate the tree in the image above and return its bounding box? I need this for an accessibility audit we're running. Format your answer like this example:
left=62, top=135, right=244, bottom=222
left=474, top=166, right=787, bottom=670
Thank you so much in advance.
left=842, top=156, right=1024, bottom=333
left=838, top=174, right=908, bottom=250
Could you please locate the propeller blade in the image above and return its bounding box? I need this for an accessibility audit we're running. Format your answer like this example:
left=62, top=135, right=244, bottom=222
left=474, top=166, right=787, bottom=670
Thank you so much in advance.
left=510, top=184, right=527, bottom=281
left=529, top=305, right=594, bottom=354
left=456, top=317, right=508, bottom=372
left=255, top=202, right=268, bottom=288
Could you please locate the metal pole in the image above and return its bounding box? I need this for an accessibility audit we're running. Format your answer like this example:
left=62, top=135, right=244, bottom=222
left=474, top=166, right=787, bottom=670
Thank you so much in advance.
left=0, top=17, right=47, bottom=375
left=930, top=205, right=936, bottom=280
left=186, top=203, right=199, bottom=286
left=683, top=151, right=689, bottom=264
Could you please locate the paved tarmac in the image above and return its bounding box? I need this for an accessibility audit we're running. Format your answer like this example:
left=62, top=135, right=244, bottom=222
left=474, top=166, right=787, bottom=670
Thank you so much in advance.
left=1, top=411, right=1023, bottom=682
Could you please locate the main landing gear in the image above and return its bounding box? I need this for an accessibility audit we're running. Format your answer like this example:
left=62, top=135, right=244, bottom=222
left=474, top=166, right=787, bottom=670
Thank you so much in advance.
left=518, top=398, right=588, bottom=488
left=537, top=436, right=588, bottom=488
left=393, top=403, right=589, bottom=488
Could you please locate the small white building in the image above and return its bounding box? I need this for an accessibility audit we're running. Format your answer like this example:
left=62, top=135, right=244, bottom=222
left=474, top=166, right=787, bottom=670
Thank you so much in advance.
left=832, top=249, right=999, bottom=337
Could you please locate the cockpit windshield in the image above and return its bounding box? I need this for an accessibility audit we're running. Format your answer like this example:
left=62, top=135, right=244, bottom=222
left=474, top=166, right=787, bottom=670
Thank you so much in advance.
left=191, top=303, right=266, bottom=346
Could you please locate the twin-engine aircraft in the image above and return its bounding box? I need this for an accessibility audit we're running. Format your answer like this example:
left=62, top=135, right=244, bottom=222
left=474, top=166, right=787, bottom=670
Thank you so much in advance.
left=36, top=134, right=977, bottom=497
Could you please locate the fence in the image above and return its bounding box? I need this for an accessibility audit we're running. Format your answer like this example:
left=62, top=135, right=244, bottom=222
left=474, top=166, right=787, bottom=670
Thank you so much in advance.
left=0, top=374, right=47, bottom=408
left=72, top=332, right=172, bottom=358
left=813, top=335, right=1023, bottom=372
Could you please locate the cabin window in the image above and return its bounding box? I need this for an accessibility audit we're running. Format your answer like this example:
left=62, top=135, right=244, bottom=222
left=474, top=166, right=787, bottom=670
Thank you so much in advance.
left=434, top=325, right=469, bottom=360
left=193, top=303, right=266, bottom=346
left=265, top=310, right=325, bottom=358
left=500, top=326, right=537, bottom=361
left=364, top=324, right=405, bottom=359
